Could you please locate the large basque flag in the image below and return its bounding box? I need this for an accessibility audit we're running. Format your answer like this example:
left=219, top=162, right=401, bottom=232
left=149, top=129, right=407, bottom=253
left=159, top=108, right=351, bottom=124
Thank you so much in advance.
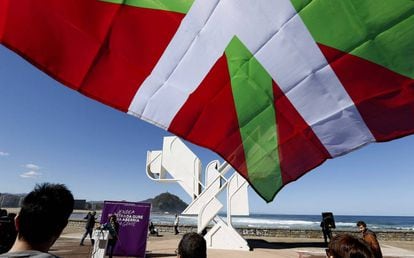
left=0, top=0, right=413, bottom=202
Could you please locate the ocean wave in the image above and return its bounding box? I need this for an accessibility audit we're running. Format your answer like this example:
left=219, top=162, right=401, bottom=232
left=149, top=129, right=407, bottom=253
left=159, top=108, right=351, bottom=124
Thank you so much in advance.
left=395, top=227, right=414, bottom=231
left=132, top=213, right=414, bottom=231
left=232, top=218, right=319, bottom=226
left=335, top=222, right=356, bottom=227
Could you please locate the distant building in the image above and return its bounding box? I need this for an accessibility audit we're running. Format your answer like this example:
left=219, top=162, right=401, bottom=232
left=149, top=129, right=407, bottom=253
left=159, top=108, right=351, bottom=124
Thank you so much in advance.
left=74, top=199, right=86, bottom=210
left=87, top=201, right=104, bottom=210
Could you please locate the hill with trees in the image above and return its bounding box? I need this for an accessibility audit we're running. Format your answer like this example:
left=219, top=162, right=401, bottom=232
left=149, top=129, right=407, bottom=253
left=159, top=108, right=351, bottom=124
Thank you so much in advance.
left=142, top=192, right=187, bottom=213
left=1, top=191, right=188, bottom=213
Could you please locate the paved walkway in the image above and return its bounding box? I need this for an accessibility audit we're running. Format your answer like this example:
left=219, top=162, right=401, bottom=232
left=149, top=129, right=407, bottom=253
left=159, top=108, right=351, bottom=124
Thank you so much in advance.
left=57, top=232, right=414, bottom=258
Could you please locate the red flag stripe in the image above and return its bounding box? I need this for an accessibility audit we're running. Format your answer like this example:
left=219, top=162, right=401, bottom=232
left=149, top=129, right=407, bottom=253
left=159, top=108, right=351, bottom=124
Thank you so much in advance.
left=320, top=44, right=414, bottom=142
left=80, top=6, right=185, bottom=112
left=0, top=0, right=185, bottom=112
left=1, top=0, right=114, bottom=89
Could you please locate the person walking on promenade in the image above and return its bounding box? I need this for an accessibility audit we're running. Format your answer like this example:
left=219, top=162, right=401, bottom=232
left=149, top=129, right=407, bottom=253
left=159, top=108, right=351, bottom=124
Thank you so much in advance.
left=357, top=221, right=383, bottom=258
left=102, top=214, right=119, bottom=258
left=320, top=220, right=332, bottom=244
left=174, top=214, right=180, bottom=235
left=326, top=234, right=374, bottom=258
left=176, top=232, right=206, bottom=258
left=0, top=183, right=74, bottom=258
left=79, top=211, right=96, bottom=246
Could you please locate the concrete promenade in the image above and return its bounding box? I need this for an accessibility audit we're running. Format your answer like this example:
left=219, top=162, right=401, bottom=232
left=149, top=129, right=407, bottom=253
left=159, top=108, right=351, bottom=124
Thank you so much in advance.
left=55, top=230, right=414, bottom=258
left=3, top=210, right=413, bottom=257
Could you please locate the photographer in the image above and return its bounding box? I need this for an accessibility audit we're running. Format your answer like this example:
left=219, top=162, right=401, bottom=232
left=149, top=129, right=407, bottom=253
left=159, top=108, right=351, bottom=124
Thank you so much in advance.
left=0, top=210, right=17, bottom=254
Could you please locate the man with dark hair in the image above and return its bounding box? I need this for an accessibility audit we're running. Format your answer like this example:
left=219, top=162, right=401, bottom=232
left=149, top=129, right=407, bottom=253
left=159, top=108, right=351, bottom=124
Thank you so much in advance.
left=0, top=183, right=74, bottom=257
left=357, top=221, right=383, bottom=258
left=176, top=232, right=206, bottom=258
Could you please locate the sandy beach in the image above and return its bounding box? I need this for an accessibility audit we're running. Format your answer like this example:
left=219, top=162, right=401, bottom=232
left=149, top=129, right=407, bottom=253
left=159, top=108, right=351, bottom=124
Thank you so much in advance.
left=56, top=229, right=414, bottom=258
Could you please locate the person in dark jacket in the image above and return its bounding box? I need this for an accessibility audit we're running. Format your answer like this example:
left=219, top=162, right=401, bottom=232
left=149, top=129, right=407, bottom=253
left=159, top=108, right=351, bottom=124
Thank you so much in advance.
left=320, top=220, right=333, bottom=244
left=357, top=221, right=383, bottom=258
left=102, top=215, right=120, bottom=258
left=79, top=211, right=96, bottom=246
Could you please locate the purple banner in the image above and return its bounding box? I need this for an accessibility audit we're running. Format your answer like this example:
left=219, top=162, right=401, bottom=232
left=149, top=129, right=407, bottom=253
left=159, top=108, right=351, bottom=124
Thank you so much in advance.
left=101, top=201, right=151, bottom=257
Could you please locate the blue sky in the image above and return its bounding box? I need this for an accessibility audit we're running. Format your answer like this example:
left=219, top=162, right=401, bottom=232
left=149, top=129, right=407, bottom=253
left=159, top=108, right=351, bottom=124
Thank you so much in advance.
left=0, top=45, right=413, bottom=216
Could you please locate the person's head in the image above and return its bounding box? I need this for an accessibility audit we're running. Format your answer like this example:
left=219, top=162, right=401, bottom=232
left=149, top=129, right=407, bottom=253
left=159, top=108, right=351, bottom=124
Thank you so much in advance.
left=356, top=221, right=367, bottom=233
left=16, top=183, right=74, bottom=249
left=326, top=234, right=374, bottom=258
left=109, top=214, right=117, bottom=223
left=0, top=209, right=7, bottom=217
left=177, top=232, right=206, bottom=258
left=92, top=211, right=96, bottom=216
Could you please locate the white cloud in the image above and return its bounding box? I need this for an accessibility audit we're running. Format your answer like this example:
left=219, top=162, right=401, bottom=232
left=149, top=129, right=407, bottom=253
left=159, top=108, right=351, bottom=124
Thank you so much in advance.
left=20, top=164, right=42, bottom=179
left=24, top=164, right=40, bottom=170
left=0, top=151, right=9, bottom=156
left=20, top=170, right=42, bottom=178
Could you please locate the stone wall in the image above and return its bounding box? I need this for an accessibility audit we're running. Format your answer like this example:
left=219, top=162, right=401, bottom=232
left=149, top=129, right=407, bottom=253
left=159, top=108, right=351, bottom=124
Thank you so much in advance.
left=65, top=220, right=414, bottom=241
left=236, top=228, right=414, bottom=241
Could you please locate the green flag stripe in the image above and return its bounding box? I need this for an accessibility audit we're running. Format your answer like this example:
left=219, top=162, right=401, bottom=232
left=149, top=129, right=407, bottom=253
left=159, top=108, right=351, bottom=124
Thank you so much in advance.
left=225, top=36, right=282, bottom=201
left=101, top=0, right=194, bottom=14
left=291, top=0, right=414, bottom=79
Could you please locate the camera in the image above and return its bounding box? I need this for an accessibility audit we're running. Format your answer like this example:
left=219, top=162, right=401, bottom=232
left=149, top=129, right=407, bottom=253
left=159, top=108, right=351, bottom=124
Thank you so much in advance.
left=322, top=212, right=336, bottom=229
left=0, top=209, right=17, bottom=254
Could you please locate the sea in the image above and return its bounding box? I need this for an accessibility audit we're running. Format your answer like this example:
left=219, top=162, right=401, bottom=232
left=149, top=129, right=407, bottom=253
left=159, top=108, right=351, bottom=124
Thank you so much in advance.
left=71, top=212, right=414, bottom=231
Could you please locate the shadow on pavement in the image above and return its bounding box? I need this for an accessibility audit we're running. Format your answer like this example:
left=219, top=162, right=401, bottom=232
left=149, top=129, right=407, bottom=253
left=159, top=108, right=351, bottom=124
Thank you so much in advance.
left=247, top=239, right=327, bottom=250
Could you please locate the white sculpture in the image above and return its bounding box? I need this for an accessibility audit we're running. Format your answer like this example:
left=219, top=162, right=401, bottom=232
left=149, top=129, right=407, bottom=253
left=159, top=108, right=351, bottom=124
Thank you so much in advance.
left=91, top=229, right=110, bottom=258
left=146, top=136, right=250, bottom=251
